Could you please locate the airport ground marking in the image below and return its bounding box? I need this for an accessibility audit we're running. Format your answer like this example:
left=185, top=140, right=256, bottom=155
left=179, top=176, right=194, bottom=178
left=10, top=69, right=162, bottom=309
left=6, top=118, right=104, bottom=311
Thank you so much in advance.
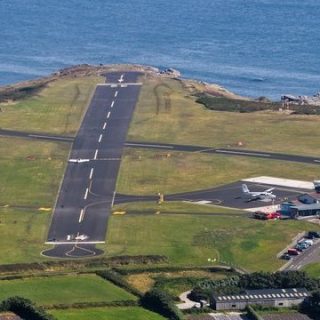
left=84, top=188, right=89, bottom=200
left=114, top=91, right=118, bottom=97
left=98, top=134, right=103, bottom=143
left=89, top=168, right=94, bottom=180
left=111, top=101, right=114, bottom=108
left=107, top=111, right=111, bottom=119
left=79, top=209, right=85, bottom=223
left=94, top=149, right=99, bottom=160
left=103, top=122, right=107, bottom=130
left=314, top=160, right=320, bottom=163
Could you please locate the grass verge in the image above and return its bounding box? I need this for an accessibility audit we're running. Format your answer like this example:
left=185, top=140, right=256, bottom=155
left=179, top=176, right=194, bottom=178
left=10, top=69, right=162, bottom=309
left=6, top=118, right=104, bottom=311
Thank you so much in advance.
left=50, top=306, right=165, bottom=320
left=0, top=76, right=102, bottom=135
left=0, top=274, right=136, bottom=306
left=128, top=77, right=320, bottom=156
left=116, top=149, right=320, bottom=195
left=303, top=263, right=320, bottom=279
left=106, top=214, right=319, bottom=272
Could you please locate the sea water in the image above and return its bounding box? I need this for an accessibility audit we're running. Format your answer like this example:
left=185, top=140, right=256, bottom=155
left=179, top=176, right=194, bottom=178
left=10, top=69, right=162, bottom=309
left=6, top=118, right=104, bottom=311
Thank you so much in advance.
left=0, top=0, right=319, bottom=99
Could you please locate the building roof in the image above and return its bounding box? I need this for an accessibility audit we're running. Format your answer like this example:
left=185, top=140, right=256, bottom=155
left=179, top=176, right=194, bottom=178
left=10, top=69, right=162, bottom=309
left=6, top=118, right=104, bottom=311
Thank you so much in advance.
left=214, top=288, right=309, bottom=303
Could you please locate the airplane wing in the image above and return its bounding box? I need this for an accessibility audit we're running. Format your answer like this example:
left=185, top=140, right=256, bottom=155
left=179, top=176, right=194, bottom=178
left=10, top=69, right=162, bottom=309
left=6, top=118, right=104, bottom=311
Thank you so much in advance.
left=264, top=187, right=274, bottom=193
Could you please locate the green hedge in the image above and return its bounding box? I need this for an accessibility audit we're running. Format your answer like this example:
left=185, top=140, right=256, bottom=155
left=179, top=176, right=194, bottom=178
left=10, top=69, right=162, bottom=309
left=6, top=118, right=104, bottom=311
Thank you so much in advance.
left=0, top=296, right=55, bottom=320
left=246, top=305, right=263, bottom=320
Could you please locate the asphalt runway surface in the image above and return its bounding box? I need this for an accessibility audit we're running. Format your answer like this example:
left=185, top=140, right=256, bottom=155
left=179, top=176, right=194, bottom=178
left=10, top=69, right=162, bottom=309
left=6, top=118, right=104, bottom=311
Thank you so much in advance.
left=115, top=181, right=307, bottom=210
left=43, top=71, right=142, bottom=258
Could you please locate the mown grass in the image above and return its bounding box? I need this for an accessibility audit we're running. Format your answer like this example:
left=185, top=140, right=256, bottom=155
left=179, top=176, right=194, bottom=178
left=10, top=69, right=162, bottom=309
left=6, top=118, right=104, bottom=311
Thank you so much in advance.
left=0, top=274, right=136, bottom=305
left=303, top=263, right=320, bottom=279
left=113, top=201, right=244, bottom=216
left=0, top=137, right=69, bottom=207
left=50, top=307, right=165, bottom=320
left=0, top=76, right=102, bottom=135
left=0, top=208, right=49, bottom=264
left=128, top=78, right=320, bottom=156
left=116, top=148, right=320, bottom=195
left=106, top=214, right=318, bottom=272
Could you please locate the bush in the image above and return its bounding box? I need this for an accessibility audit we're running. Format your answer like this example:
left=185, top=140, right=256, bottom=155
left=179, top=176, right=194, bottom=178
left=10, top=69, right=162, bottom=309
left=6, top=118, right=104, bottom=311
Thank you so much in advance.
left=0, top=296, right=55, bottom=320
left=246, top=305, right=263, bottom=320
left=140, top=289, right=184, bottom=320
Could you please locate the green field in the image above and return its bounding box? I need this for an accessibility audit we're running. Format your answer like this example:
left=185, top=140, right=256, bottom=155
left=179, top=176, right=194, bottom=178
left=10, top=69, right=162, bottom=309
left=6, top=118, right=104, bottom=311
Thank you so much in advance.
left=0, top=274, right=136, bottom=306
left=128, top=78, right=320, bottom=156
left=113, top=201, right=244, bottom=216
left=0, top=137, right=68, bottom=207
left=106, top=214, right=318, bottom=272
left=0, top=76, right=102, bottom=135
left=303, top=262, right=320, bottom=279
left=51, top=307, right=165, bottom=320
left=0, top=208, right=49, bottom=264
left=116, top=148, right=320, bottom=195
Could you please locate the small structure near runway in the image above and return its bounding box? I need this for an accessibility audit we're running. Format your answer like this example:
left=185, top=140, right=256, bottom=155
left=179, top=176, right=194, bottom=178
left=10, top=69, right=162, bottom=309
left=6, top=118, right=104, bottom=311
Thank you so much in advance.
left=212, top=288, right=309, bottom=311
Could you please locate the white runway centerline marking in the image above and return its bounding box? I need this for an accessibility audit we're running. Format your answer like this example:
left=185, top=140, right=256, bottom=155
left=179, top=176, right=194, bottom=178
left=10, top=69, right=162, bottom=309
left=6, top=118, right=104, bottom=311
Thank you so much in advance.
left=94, top=149, right=99, bottom=160
left=79, top=209, right=85, bottom=223
left=89, top=168, right=94, bottom=179
left=111, top=101, right=114, bottom=108
left=84, top=188, right=89, bottom=200
left=107, top=111, right=111, bottom=119
left=114, top=91, right=118, bottom=97
left=103, top=122, right=107, bottom=130
left=98, top=134, right=103, bottom=143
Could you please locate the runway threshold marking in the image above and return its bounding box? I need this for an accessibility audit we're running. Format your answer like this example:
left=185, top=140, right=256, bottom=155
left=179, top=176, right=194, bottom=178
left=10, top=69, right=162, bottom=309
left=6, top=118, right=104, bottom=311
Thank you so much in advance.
left=114, top=91, right=118, bottom=97
left=79, top=209, right=85, bottom=223
left=89, top=168, right=94, bottom=179
left=98, top=134, right=103, bottom=143
left=94, top=149, right=99, bottom=160
left=125, top=142, right=174, bottom=149
left=103, top=122, right=107, bottom=130
left=107, top=111, right=111, bottom=119
left=215, top=149, right=271, bottom=157
left=84, top=188, right=89, bottom=200
left=111, top=101, right=114, bottom=108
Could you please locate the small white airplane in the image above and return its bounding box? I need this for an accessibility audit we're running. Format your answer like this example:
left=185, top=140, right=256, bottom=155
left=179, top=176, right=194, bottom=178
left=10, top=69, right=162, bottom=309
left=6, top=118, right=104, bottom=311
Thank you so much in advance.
left=68, top=158, right=90, bottom=163
left=241, top=184, right=276, bottom=202
left=118, top=74, right=124, bottom=83
left=75, top=234, right=89, bottom=241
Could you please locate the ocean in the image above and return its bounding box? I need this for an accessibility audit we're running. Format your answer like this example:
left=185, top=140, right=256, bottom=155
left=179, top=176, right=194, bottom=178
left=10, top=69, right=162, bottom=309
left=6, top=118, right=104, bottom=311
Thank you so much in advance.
left=0, top=0, right=319, bottom=99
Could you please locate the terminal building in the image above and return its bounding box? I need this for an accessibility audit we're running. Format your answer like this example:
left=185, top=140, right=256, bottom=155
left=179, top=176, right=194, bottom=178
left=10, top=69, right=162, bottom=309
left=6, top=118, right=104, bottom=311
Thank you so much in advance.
left=280, top=201, right=320, bottom=219
left=212, top=288, right=309, bottom=311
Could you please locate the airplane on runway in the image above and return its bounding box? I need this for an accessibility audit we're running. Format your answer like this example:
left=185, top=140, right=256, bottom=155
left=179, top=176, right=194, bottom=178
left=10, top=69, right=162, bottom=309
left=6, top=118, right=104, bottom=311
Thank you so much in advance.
left=68, top=158, right=90, bottom=163
left=241, top=184, right=276, bottom=202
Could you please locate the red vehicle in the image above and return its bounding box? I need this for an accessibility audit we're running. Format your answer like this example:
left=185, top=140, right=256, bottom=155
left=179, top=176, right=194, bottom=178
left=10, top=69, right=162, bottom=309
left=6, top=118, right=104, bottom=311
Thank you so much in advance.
left=254, top=211, right=281, bottom=220
left=287, top=248, right=300, bottom=256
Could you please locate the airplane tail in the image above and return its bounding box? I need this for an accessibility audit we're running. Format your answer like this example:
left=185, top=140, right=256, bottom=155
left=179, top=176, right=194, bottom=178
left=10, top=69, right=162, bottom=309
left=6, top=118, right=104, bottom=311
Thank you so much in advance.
left=242, top=184, right=250, bottom=193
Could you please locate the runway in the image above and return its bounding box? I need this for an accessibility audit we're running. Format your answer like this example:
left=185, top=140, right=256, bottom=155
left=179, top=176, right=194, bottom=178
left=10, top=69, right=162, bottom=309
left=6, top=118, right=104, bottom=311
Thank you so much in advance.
left=43, top=71, right=142, bottom=258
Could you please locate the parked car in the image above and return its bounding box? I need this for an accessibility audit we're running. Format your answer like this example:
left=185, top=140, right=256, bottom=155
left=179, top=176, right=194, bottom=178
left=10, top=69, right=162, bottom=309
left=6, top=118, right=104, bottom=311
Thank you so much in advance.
left=281, top=253, right=292, bottom=260
left=287, top=248, right=300, bottom=255
left=295, top=243, right=307, bottom=251
left=307, top=231, right=320, bottom=239
left=303, top=239, right=314, bottom=246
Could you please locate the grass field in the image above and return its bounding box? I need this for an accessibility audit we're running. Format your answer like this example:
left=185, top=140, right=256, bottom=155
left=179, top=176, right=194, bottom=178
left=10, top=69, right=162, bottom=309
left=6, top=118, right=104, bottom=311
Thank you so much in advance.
left=116, top=148, right=320, bottom=195
left=106, top=214, right=318, bottom=272
left=0, top=137, right=69, bottom=207
left=303, top=263, right=320, bottom=279
left=113, top=201, right=244, bottom=216
left=0, top=274, right=136, bottom=305
left=0, top=76, right=102, bottom=135
left=0, top=208, right=49, bottom=264
left=51, top=307, right=165, bottom=320
left=128, top=78, right=320, bottom=157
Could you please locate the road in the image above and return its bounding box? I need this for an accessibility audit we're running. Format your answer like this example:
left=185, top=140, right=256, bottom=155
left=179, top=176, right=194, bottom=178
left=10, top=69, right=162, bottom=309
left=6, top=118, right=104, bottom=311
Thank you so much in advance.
left=2, top=129, right=320, bottom=166
left=43, top=71, right=142, bottom=258
left=285, top=238, right=320, bottom=271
